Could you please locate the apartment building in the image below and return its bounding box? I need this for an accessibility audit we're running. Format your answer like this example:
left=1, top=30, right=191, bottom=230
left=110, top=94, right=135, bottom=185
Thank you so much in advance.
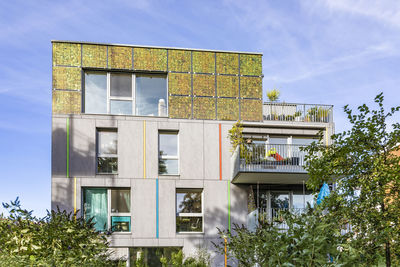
left=51, top=41, right=334, bottom=266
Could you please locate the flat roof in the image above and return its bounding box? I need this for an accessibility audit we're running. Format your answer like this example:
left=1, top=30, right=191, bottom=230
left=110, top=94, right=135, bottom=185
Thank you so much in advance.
left=51, top=40, right=263, bottom=56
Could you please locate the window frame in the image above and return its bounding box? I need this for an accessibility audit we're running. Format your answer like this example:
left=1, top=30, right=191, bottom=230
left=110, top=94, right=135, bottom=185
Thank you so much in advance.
left=175, top=188, right=204, bottom=234
left=83, top=71, right=168, bottom=116
left=82, top=187, right=131, bottom=233
left=158, top=131, right=179, bottom=175
left=96, top=128, right=118, bottom=175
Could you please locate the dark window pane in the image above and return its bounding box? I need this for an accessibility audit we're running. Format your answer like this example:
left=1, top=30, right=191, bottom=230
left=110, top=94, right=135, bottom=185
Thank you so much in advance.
left=158, top=159, right=178, bottom=175
left=176, top=216, right=202, bottom=232
left=111, top=189, right=130, bottom=213
left=270, top=192, right=289, bottom=210
left=111, top=216, right=131, bottom=232
left=136, top=75, right=167, bottom=116
left=98, top=131, right=117, bottom=155
left=129, top=247, right=181, bottom=267
left=111, top=73, right=132, bottom=97
left=176, top=191, right=202, bottom=214
left=159, top=133, right=178, bottom=156
left=85, top=73, right=107, bottom=114
left=97, top=157, right=118, bottom=174
left=110, top=100, right=132, bottom=115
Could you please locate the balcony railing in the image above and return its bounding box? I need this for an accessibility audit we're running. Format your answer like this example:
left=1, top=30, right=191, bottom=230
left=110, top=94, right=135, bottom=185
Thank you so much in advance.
left=263, top=102, right=333, bottom=123
left=249, top=208, right=306, bottom=230
left=238, top=144, right=308, bottom=173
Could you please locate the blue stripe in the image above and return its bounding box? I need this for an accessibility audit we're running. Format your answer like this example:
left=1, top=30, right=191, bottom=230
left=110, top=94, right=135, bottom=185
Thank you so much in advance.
left=156, top=178, right=159, bottom=238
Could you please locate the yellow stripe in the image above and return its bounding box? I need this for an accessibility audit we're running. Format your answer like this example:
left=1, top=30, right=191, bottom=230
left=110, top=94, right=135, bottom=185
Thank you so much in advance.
left=143, top=121, right=146, bottom=178
left=74, top=177, right=77, bottom=219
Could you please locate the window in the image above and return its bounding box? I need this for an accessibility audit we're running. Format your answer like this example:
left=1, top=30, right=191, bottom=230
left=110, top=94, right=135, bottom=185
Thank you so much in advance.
left=159, top=132, right=179, bottom=175
left=83, top=188, right=131, bottom=232
left=176, top=189, right=203, bottom=233
left=84, top=72, right=167, bottom=116
left=129, top=247, right=181, bottom=266
left=97, top=129, right=117, bottom=174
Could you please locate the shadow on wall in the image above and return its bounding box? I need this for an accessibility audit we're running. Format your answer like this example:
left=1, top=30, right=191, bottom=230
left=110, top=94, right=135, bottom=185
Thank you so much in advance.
left=198, top=184, right=248, bottom=267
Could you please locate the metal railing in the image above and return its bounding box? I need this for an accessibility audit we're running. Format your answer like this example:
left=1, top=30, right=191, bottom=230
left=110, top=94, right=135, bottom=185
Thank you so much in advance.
left=239, top=144, right=307, bottom=173
left=257, top=208, right=306, bottom=229
left=263, top=102, right=333, bottom=123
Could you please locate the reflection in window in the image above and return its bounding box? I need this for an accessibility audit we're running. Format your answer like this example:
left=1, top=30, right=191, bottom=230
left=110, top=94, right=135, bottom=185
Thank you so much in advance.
left=159, top=132, right=178, bottom=175
left=176, top=189, right=203, bottom=233
left=84, top=72, right=167, bottom=116
left=136, top=75, right=167, bottom=116
left=85, top=73, right=107, bottom=114
left=97, top=130, right=117, bottom=174
left=129, top=247, right=182, bottom=266
left=83, top=188, right=131, bottom=232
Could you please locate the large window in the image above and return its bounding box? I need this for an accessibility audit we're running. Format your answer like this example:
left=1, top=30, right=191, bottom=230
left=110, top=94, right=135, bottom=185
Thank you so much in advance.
left=97, top=129, right=118, bottom=174
left=176, top=189, right=203, bottom=233
left=83, top=188, right=131, bottom=232
left=84, top=72, right=167, bottom=116
left=129, top=247, right=181, bottom=266
left=159, top=132, right=179, bottom=175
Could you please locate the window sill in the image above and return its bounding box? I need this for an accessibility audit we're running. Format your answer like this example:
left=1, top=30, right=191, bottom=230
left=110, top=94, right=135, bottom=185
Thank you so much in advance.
left=176, top=232, right=204, bottom=235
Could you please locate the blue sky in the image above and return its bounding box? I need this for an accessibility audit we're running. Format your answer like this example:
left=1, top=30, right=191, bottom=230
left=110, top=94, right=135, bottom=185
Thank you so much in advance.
left=1, top=0, right=400, bottom=217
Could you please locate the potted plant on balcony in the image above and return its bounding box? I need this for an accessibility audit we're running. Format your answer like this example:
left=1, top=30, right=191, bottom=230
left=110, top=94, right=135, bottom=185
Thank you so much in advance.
left=267, top=89, right=280, bottom=102
left=294, top=111, right=302, bottom=121
left=306, top=107, right=330, bottom=122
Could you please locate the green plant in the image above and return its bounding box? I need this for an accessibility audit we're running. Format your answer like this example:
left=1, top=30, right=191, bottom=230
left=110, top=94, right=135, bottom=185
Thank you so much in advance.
left=266, top=89, right=280, bottom=102
left=303, top=93, right=400, bottom=266
left=294, top=110, right=302, bottom=117
left=0, top=198, right=123, bottom=266
left=228, top=121, right=251, bottom=162
left=306, top=106, right=330, bottom=121
left=214, top=205, right=361, bottom=267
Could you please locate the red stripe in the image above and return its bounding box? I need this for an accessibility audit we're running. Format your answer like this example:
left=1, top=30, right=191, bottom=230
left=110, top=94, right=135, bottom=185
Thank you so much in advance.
left=219, top=124, right=222, bottom=180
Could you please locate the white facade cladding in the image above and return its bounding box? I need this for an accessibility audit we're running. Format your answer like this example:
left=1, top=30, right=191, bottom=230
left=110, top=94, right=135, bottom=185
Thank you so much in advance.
left=51, top=114, right=334, bottom=266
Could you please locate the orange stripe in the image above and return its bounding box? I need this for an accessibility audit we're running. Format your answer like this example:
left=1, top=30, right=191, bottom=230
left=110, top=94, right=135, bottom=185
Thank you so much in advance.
left=219, top=124, right=222, bottom=180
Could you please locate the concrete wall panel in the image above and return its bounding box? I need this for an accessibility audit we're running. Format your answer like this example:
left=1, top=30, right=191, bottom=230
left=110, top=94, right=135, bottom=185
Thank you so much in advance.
left=204, top=181, right=228, bottom=237
left=118, top=120, right=143, bottom=178
left=70, top=118, right=96, bottom=177
left=52, top=117, right=67, bottom=177
left=159, top=179, right=176, bottom=238
left=203, top=123, right=219, bottom=180
left=180, top=122, right=204, bottom=180
left=132, top=179, right=157, bottom=238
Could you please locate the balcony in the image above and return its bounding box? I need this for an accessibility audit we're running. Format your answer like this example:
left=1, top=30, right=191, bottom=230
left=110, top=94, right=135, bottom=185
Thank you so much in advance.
left=263, top=102, right=333, bottom=123
left=231, top=144, right=309, bottom=184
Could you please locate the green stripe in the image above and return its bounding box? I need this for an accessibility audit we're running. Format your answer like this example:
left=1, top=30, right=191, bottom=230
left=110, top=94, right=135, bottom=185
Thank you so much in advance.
left=228, top=182, right=231, bottom=232
left=67, top=118, right=70, bottom=178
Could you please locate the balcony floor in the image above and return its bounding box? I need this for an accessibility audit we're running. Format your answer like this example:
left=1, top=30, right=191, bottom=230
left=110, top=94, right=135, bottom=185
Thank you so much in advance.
left=232, top=171, right=309, bottom=184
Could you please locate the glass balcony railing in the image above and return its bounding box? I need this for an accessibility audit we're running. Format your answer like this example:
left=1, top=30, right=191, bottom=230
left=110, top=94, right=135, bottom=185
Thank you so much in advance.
left=263, top=102, right=333, bottom=123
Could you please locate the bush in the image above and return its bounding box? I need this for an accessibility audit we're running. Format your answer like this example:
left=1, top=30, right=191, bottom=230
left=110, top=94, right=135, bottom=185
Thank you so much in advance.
left=0, top=197, right=123, bottom=266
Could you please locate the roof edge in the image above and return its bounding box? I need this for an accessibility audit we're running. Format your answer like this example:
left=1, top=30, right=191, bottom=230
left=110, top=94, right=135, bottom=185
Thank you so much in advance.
left=51, top=40, right=263, bottom=55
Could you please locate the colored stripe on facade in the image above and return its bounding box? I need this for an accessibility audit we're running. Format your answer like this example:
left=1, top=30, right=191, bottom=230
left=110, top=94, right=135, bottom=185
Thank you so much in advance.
left=143, top=121, right=146, bottom=178
left=228, top=182, right=231, bottom=232
left=74, top=177, right=77, bottom=219
left=156, top=178, right=159, bottom=238
left=66, top=118, right=70, bottom=178
left=219, top=123, right=222, bottom=180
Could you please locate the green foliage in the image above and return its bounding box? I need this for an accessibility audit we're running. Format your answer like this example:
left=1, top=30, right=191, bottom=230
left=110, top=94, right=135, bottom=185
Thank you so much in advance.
left=306, top=106, right=331, bottom=121
left=159, top=248, right=210, bottom=267
left=228, top=121, right=251, bottom=163
left=215, top=206, right=360, bottom=267
left=0, top=198, right=123, bottom=266
left=267, top=89, right=280, bottom=102
left=303, top=93, right=400, bottom=266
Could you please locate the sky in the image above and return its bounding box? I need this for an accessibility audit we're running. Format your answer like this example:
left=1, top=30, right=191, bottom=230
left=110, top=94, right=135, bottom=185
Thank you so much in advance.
left=1, top=0, right=400, bottom=217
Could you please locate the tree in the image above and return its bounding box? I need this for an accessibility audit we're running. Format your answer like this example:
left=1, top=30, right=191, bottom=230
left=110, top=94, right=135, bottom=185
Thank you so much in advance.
left=0, top=197, right=124, bottom=266
left=303, top=93, right=400, bottom=266
left=214, top=206, right=359, bottom=266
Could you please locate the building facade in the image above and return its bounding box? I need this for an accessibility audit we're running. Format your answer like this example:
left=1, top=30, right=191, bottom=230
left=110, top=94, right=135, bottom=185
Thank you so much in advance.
left=51, top=41, right=334, bottom=266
